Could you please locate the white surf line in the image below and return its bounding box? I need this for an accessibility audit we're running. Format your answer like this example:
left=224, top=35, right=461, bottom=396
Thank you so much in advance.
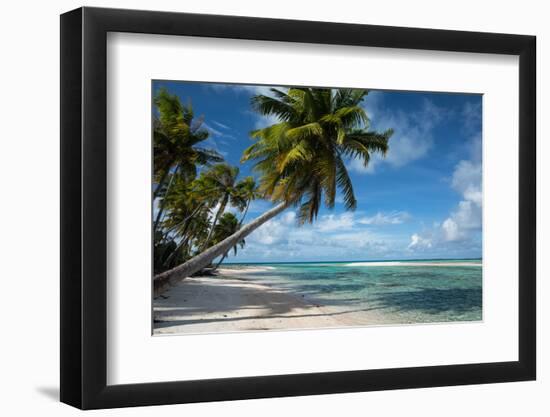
left=345, top=261, right=482, bottom=267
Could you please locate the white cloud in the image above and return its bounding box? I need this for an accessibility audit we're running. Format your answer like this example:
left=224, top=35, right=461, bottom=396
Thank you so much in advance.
left=381, top=111, right=435, bottom=168
left=247, top=217, right=287, bottom=245
left=463, top=187, right=482, bottom=207
left=202, top=122, right=224, bottom=137
left=237, top=208, right=402, bottom=261
left=281, top=211, right=296, bottom=225
left=441, top=218, right=460, bottom=241
left=408, top=135, right=482, bottom=250
left=212, top=120, right=230, bottom=130
left=408, top=233, right=432, bottom=249
left=254, top=113, right=281, bottom=129
left=358, top=211, right=411, bottom=225
left=451, top=159, right=482, bottom=196
left=207, top=83, right=286, bottom=99
left=462, top=100, right=482, bottom=134
left=350, top=98, right=445, bottom=174
left=246, top=210, right=297, bottom=246
left=441, top=137, right=482, bottom=242
left=348, top=157, right=378, bottom=174
left=201, top=136, right=227, bottom=156
left=314, top=213, right=355, bottom=232
left=361, top=90, right=384, bottom=122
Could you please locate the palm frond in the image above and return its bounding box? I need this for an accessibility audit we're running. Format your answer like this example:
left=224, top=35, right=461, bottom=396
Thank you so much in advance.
left=246, top=87, right=393, bottom=220
left=335, top=156, right=357, bottom=210
left=250, top=94, right=295, bottom=121
left=285, top=122, right=323, bottom=141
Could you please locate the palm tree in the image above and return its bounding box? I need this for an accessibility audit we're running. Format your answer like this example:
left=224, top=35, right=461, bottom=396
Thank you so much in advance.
left=154, top=89, right=222, bottom=191
left=155, top=175, right=213, bottom=270
left=153, top=89, right=222, bottom=233
left=210, top=177, right=258, bottom=271
left=234, top=176, right=260, bottom=226
left=198, top=164, right=245, bottom=251
left=153, top=87, right=393, bottom=294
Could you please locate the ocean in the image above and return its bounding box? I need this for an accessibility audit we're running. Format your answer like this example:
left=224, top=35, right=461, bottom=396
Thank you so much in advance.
left=223, top=259, right=482, bottom=324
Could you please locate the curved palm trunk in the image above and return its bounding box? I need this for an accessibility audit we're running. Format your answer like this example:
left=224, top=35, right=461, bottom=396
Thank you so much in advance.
left=154, top=202, right=288, bottom=297
left=165, top=202, right=206, bottom=235
left=153, top=163, right=180, bottom=234
left=153, top=169, right=170, bottom=200
left=153, top=159, right=175, bottom=199
left=200, top=195, right=228, bottom=251
left=238, top=200, right=251, bottom=227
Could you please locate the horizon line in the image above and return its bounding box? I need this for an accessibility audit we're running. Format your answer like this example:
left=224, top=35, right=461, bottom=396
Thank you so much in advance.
left=221, top=257, right=483, bottom=265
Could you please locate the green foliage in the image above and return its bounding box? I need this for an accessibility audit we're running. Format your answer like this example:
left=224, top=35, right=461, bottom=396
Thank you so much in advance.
left=242, top=87, right=393, bottom=224
left=153, top=88, right=223, bottom=189
left=153, top=89, right=260, bottom=274
left=153, top=86, right=393, bottom=276
left=211, top=212, right=246, bottom=255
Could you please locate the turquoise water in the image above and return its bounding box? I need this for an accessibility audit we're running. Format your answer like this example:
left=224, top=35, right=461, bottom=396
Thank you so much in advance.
left=224, top=260, right=482, bottom=324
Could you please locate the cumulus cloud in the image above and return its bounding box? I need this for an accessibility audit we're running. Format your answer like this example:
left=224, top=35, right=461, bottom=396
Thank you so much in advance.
left=314, top=213, right=355, bottom=232
left=442, top=136, right=482, bottom=242
left=281, top=211, right=297, bottom=225
left=247, top=217, right=287, bottom=245
left=350, top=97, right=445, bottom=174
left=408, top=233, right=432, bottom=249
left=245, top=210, right=297, bottom=246
left=408, top=134, right=482, bottom=251
left=441, top=218, right=460, bottom=241
left=451, top=160, right=482, bottom=196
left=238, top=208, right=400, bottom=262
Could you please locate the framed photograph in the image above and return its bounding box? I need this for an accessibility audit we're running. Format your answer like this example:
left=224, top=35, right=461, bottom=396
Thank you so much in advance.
left=60, top=6, right=536, bottom=409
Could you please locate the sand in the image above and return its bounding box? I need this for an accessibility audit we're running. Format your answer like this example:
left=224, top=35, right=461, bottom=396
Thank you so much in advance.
left=153, top=267, right=390, bottom=335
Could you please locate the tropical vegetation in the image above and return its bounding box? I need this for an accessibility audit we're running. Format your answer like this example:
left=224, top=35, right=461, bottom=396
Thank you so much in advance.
left=153, top=89, right=257, bottom=276
left=153, top=87, right=393, bottom=295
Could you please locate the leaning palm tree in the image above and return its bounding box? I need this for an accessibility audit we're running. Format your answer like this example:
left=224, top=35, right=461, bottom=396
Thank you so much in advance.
left=234, top=176, right=260, bottom=226
left=154, top=175, right=213, bottom=271
left=153, top=89, right=222, bottom=233
left=198, top=164, right=246, bottom=251
left=154, top=87, right=393, bottom=295
left=154, top=89, right=222, bottom=193
left=209, top=176, right=259, bottom=271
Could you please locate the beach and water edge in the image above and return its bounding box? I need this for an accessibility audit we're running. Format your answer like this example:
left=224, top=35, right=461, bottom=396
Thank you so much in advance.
left=153, top=260, right=482, bottom=335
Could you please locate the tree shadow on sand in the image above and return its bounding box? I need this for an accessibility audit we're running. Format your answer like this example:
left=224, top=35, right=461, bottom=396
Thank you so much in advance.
left=153, top=306, right=382, bottom=329
left=153, top=278, right=374, bottom=330
left=155, top=280, right=308, bottom=319
left=153, top=277, right=482, bottom=331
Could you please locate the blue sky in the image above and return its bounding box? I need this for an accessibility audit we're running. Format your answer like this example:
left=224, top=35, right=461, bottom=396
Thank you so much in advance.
left=153, top=81, right=482, bottom=262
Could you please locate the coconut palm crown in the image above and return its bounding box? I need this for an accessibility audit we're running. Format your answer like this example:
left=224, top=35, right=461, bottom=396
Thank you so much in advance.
left=153, top=87, right=393, bottom=295
left=242, top=87, right=393, bottom=224
left=153, top=88, right=222, bottom=196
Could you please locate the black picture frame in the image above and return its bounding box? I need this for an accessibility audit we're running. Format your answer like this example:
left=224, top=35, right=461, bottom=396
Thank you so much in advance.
left=60, top=6, right=536, bottom=410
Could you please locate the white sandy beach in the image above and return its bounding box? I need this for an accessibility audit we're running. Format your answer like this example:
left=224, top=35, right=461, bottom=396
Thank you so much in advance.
left=153, top=267, right=392, bottom=335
